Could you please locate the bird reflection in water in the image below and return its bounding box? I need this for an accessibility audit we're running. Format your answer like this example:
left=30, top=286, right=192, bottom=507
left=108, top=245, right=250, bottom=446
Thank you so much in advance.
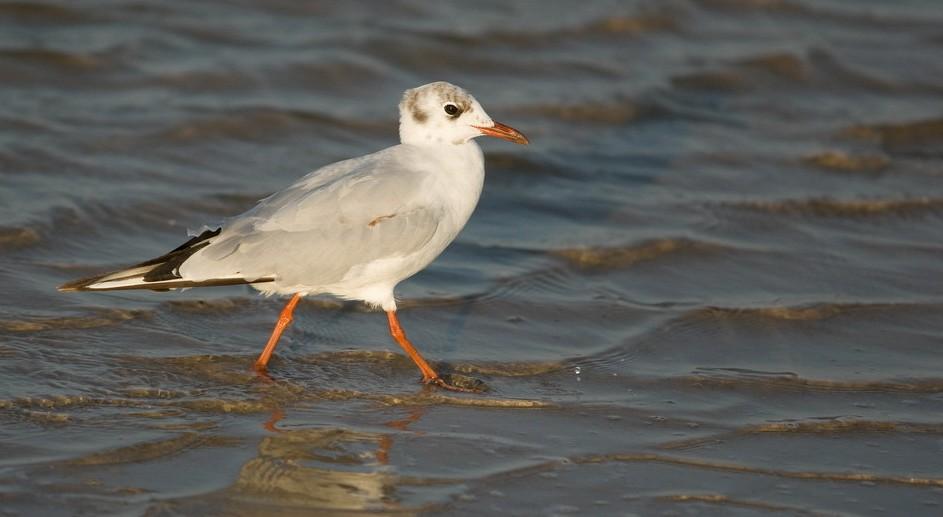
left=230, top=402, right=427, bottom=512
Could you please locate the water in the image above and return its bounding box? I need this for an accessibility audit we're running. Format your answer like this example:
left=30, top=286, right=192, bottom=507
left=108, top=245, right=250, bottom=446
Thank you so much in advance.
left=3, top=0, right=943, bottom=514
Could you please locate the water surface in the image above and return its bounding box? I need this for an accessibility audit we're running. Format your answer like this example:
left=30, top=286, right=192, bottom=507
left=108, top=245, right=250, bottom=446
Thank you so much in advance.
left=3, top=0, right=943, bottom=515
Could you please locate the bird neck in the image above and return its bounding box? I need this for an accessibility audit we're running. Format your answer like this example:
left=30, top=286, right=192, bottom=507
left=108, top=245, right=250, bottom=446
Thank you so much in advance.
left=401, top=139, right=484, bottom=179
left=399, top=119, right=478, bottom=147
left=399, top=134, right=483, bottom=155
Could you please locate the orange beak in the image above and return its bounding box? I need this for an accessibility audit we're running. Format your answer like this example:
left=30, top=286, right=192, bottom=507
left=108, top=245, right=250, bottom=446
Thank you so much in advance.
left=474, top=121, right=529, bottom=145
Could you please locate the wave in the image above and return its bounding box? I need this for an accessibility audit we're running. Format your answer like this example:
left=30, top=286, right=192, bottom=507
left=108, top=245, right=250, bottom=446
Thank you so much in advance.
left=163, top=297, right=253, bottom=313
left=0, top=2, right=101, bottom=23
left=689, top=367, right=943, bottom=393
left=843, top=118, right=943, bottom=156
left=0, top=48, right=103, bottom=70
left=695, top=0, right=943, bottom=30
left=660, top=417, right=943, bottom=451
left=0, top=226, right=40, bottom=251
left=417, top=13, right=678, bottom=48
left=671, top=48, right=926, bottom=93
left=480, top=266, right=574, bottom=302
left=484, top=152, right=575, bottom=178
left=513, top=97, right=656, bottom=125
left=554, top=238, right=724, bottom=271
left=67, top=432, right=231, bottom=466
left=572, top=451, right=943, bottom=487
left=722, top=197, right=943, bottom=217
left=154, top=107, right=388, bottom=143
left=690, top=304, right=846, bottom=321
left=682, top=301, right=940, bottom=322
left=671, top=52, right=809, bottom=92
left=802, top=151, right=889, bottom=173
left=0, top=308, right=147, bottom=332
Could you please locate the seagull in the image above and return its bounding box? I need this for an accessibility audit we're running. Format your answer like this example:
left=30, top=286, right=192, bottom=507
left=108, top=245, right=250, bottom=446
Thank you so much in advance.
left=59, top=81, right=528, bottom=391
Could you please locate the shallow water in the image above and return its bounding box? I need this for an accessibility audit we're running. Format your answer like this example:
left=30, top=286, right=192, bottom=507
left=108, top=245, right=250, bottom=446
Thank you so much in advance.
left=3, top=0, right=943, bottom=514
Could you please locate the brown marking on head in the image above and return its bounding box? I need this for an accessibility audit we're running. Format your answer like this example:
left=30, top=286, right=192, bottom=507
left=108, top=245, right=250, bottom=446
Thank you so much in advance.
left=402, top=90, right=427, bottom=124
left=403, top=82, right=476, bottom=122
left=447, top=95, right=472, bottom=114
left=444, top=97, right=473, bottom=120
left=439, top=85, right=472, bottom=117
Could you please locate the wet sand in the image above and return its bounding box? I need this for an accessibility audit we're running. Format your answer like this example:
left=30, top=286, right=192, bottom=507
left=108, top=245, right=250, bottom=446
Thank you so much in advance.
left=3, top=0, right=943, bottom=515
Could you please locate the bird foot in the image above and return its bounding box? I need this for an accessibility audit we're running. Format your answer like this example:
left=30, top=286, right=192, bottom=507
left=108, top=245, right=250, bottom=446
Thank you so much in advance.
left=252, top=364, right=275, bottom=383
left=424, top=373, right=487, bottom=393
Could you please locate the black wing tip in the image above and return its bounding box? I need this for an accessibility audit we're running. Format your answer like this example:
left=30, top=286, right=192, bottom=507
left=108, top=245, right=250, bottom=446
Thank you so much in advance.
left=58, top=227, right=225, bottom=293
left=141, top=228, right=222, bottom=282
left=57, top=275, right=276, bottom=292
left=170, top=228, right=221, bottom=253
left=58, top=274, right=105, bottom=292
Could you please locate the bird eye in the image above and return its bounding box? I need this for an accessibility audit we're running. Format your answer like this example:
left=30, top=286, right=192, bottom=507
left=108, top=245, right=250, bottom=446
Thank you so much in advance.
left=444, top=104, right=460, bottom=116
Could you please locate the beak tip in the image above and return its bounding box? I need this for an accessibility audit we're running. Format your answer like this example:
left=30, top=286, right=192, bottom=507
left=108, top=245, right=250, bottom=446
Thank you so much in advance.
left=476, top=121, right=530, bottom=146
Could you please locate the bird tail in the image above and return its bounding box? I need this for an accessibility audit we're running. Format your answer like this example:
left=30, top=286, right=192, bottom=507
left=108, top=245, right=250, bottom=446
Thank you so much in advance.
left=58, top=228, right=274, bottom=292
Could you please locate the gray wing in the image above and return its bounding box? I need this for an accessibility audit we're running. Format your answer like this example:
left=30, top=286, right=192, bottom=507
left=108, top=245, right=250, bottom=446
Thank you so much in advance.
left=178, top=145, right=443, bottom=286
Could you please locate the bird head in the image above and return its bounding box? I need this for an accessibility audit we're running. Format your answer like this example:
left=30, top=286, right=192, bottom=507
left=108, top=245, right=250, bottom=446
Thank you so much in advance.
left=398, top=81, right=528, bottom=147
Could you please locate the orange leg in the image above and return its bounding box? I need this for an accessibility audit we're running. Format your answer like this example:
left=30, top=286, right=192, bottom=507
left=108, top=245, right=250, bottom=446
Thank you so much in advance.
left=377, top=407, right=426, bottom=464
left=386, top=310, right=441, bottom=384
left=263, top=408, right=285, bottom=433
left=254, top=293, right=302, bottom=371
